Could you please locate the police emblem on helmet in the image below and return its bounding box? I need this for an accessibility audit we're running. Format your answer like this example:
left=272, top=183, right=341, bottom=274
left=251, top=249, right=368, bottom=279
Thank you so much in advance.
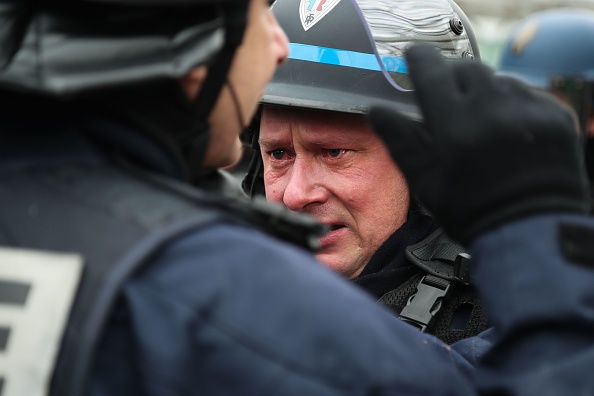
left=299, top=0, right=342, bottom=31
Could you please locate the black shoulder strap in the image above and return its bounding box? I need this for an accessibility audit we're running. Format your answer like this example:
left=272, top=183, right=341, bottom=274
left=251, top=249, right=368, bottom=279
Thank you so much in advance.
left=405, top=228, right=471, bottom=284
left=396, top=229, right=471, bottom=331
left=127, top=162, right=328, bottom=252
left=379, top=229, right=489, bottom=343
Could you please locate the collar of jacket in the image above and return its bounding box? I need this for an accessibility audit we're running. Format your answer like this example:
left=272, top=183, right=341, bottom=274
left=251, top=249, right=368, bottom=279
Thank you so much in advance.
left=353, top=209, right=437, bottom=299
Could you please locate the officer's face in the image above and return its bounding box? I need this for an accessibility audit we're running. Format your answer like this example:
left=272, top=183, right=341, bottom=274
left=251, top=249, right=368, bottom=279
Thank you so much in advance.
left=260, top=106, right=410, bottom=279
left=203, top=0, right=289, bottom=169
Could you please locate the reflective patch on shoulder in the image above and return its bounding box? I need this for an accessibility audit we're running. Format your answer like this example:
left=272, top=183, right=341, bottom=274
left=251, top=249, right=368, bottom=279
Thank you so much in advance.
left=0, top=247, right=83, bottom=396
left=559, top=222, right=594, bottom=268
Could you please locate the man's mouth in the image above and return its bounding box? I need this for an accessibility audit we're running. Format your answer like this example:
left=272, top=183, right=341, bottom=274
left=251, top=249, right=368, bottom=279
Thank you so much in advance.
left=328, top=224, right=344, bottom=232
left=319, top=224, right=347, bottom=248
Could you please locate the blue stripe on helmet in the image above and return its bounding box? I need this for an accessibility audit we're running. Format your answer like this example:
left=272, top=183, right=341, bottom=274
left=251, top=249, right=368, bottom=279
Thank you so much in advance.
left=288, top=42, right=408, bottom=74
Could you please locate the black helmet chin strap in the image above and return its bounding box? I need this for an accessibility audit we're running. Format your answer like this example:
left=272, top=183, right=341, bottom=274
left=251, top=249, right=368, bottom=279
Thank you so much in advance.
left=226, top=78, right=247, bottom=132
left=187, top=2, right=248, bottom=176
left=241, top=108, right=266, bottom=198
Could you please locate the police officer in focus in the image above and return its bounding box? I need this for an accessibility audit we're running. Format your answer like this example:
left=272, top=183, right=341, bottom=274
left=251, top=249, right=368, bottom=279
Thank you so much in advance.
left=242, top=0, right=489, bottom=344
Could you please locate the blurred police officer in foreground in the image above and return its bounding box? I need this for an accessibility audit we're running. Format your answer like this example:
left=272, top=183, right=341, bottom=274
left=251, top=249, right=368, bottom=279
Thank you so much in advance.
left=242, top=0, right=488, bottom=344
left=2, top=0, right=594, bottom=395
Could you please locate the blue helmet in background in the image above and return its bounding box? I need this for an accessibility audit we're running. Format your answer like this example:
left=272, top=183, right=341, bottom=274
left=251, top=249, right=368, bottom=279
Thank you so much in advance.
left=498, top=9, right=594, bottom=88
left=499, top=8, right=594, bottom=196
left=498, top=9, right=594, bottom=136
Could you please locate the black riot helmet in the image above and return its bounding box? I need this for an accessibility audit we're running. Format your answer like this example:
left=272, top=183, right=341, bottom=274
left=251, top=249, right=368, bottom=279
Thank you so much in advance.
left=0, top=0, right=250, bottom=179
left=242, top=0, right=480, bottom=196
left=262, top=0, right=479, bottom=118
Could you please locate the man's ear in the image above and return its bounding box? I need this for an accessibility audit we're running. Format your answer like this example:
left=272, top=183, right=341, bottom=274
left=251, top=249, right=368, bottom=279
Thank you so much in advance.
left=180, top=65, right=208, bottom=100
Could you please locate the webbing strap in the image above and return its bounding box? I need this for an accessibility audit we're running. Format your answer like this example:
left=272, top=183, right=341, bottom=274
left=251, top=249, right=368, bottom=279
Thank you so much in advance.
left=406, top=229, right=471, bottom=284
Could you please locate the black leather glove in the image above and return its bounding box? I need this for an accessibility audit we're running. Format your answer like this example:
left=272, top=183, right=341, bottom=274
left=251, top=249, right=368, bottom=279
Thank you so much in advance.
left=369, top=44, right=590, bottom=246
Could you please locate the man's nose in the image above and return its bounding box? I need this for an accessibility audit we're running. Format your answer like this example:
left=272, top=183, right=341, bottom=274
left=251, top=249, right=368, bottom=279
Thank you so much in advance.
left=282, top=158, right=327, bottom=211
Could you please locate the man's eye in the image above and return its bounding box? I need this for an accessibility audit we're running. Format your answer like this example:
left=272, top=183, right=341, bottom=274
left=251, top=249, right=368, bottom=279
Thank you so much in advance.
left=271, top=149, right=285, bottom=160
left=326, top=149, right=345, bottom=158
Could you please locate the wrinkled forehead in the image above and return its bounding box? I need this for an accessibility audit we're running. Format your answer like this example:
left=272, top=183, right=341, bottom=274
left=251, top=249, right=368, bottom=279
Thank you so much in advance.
left=259, top=105, right=376, bottom=144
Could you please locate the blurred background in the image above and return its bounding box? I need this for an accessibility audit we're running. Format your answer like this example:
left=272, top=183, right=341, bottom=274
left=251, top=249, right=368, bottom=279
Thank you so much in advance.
left=456, top=0, right=594, bottom=67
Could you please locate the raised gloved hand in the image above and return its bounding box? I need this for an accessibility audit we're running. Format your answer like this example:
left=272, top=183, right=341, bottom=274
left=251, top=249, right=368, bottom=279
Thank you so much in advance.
left=369, top=44, right=590, bottom=246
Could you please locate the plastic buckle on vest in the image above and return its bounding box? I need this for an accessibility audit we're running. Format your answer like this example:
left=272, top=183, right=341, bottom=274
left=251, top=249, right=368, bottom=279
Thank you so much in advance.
left=454, top=253, right=471, bottom=285
left=399, top=275, right=451, bottom=332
